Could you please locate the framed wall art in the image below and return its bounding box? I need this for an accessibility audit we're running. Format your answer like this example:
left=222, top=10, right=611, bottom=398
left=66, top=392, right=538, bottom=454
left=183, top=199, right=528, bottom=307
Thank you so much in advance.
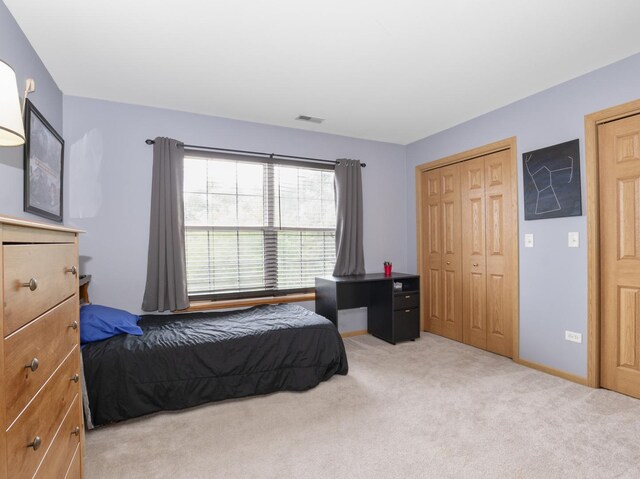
left=24, top=99, right=64, bottom=222
left=523, top=139, right=581, bottom=221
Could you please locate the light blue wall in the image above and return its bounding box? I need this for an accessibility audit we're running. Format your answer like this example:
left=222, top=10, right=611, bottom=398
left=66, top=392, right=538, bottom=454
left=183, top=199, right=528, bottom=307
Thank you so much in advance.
left=0, top=2, right=63, bottom=220
left=405, top=53, right=640, bottom=377
left=62, top=96, right=407, bottom=326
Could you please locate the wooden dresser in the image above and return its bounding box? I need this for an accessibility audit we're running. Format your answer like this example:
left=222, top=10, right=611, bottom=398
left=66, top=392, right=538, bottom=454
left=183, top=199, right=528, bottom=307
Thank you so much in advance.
left=0, top=216, right=83, bottom=479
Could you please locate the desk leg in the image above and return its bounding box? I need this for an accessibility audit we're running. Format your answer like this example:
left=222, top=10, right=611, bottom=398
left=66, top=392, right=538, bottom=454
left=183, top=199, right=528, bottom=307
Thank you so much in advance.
left=315, top=278, right=338, bottom=326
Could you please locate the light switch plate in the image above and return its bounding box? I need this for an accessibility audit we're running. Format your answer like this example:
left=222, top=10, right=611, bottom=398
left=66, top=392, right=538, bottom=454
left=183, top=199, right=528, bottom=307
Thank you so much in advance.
left=568, top=232, right=579, bottom=248
left=524, top=234, right=534, bottom=248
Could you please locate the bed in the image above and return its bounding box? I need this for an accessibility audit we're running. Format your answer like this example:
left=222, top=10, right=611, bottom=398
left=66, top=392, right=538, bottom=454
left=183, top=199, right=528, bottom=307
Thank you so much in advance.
left=82, top=303, right=348, bottom=427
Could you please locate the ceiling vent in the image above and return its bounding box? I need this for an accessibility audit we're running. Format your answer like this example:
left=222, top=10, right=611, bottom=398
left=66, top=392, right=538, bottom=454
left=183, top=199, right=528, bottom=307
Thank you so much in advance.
left=296, top=115, right=325, bottom=124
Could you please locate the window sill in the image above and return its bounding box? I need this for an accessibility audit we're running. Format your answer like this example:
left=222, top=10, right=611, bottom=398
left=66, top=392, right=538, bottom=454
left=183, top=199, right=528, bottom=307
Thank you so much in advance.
left=186, top=292, right=316, bottom=312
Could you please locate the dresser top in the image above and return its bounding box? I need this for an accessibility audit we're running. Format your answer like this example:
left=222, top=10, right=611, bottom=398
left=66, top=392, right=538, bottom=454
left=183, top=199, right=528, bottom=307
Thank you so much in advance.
left=0, top=214, right=83, bottom=233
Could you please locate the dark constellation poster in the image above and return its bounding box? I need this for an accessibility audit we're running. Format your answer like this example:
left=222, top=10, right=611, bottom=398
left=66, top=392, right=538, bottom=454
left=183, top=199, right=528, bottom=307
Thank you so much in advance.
left=523, top=139, right=582, bottom=220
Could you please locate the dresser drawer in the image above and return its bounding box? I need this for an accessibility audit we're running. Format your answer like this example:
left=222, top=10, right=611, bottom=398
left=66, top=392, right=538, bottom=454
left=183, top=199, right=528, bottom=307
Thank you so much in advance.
left=4, top=297, right=79, bottom=424
left=65, top=443, right=82, bottom=479
left=394, top=292, right=419, bottom=310
left=34, top=395, right=82, bottom=479
left=393, top=308, right=420, bottom=342
left=3, top=243, right=78, bottom=336
left=6, top=348, right=80, bottom=479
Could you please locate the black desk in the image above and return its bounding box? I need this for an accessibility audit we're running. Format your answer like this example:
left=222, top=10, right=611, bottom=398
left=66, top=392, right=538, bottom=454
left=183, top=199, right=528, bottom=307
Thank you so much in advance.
left=315, top=273, right=420, bottom=344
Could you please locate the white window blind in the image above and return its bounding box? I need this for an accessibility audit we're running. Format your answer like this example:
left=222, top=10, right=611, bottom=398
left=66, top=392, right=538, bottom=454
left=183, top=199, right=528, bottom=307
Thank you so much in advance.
left=183, top=154, right=336, bottom=299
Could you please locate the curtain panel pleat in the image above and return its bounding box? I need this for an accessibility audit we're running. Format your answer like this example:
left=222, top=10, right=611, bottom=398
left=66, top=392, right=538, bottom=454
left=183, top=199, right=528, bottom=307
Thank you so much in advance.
left=142, top=137, right=189, bottom=311
left=333, top=159, right=365, bottom=276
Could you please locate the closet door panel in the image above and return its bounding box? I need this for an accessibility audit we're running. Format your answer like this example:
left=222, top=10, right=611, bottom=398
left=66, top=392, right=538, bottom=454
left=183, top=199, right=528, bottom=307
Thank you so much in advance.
left=440, top=164, right=463, bottom=341
left=461, top=157, right=487, bottom=349
left=422, top=170, right=443, bottom=334
left=484, top=150, right=513, bottom=357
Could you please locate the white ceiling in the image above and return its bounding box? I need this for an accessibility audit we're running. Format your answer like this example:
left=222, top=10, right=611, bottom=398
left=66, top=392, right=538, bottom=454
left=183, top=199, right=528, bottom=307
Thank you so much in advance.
left=6, top=0, right=640, bottom=145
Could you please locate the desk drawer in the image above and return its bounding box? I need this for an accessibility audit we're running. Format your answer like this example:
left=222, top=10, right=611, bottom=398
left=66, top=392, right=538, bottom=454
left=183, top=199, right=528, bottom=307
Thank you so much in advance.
left=6, top=348, right=80, bottom=479
left=35, top=395, right=82, bottom=479
left=393, top=309, right=420, bottom=342
left=394, top=292, right=419, bottom=311
left=4, top=297, right=79, bottom=424
left=3, top=243, right=78, bottom=336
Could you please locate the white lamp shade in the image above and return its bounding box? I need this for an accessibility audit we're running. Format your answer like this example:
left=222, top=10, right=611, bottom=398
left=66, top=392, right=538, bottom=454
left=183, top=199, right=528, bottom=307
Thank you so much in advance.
left=0, top=60, right=25, bottom=146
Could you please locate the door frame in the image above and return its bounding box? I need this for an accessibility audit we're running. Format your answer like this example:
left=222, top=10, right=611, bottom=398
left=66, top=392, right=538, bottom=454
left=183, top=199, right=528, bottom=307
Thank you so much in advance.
left=584, top=98, right=640, bottom=388
left=415, top=137, right=520, bottom=359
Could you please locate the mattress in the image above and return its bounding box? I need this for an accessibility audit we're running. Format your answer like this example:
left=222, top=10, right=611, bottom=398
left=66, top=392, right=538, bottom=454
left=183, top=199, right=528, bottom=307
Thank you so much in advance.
left=82, top=303, right=348, bottom=426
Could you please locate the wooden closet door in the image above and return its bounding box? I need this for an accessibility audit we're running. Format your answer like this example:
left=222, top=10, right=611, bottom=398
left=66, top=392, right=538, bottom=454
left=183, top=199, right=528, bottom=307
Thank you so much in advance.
left=461, top=157, right=487, bottom=349
left=422, top=169, right=443, bottom=334
left=440, top=164, right=463, bottom=341
left=599, top=114, right=640, bottom=399
left=484, top=150, right=513, bottom=357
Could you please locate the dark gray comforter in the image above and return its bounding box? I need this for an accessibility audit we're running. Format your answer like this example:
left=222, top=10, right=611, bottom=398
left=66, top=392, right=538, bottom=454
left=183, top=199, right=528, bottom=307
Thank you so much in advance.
left=82, top=304, right=348, bottom=426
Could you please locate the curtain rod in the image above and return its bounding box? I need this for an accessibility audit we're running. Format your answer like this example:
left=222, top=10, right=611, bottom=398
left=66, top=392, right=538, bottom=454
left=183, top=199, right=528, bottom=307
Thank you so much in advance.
left=144, top=139, right=366, bottom=167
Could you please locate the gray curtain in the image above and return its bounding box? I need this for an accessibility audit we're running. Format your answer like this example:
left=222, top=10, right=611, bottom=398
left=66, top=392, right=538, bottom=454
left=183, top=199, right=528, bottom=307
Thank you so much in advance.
left=142, top=137, right=189, bottom=311
left=333, top=159, right=365, bottom=276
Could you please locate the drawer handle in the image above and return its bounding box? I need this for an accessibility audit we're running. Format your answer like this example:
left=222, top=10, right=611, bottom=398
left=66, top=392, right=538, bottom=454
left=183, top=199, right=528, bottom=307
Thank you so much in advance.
left=405, top=295, right=411, bottom=299
left=72, top=426, right=80, bottom=437
left=25, top=358, right=39, bottom=372
left=27, top=436, right=42, bottom=451
left=69, top=321, right=79, bottom=330
left=70, top=374, right=80, bottom=383
left=21, top=278, right=38, bottom=291
left=405, top=309, right=411, bottom=313
left=65, top=266, right=78, bottom=276
left=446, top=261, right=451, bottom=265
left=473, top=263, right=479, bottom=267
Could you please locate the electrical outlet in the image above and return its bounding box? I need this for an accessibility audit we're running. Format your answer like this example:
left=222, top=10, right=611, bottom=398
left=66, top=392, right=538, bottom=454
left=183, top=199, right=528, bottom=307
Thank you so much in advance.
left=524, top=234, right=534, bottom=248
left=565, top=330, right=582, bottom=343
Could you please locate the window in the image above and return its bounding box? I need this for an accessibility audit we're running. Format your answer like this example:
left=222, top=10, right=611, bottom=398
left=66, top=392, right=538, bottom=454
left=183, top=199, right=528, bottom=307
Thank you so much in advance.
left=183, top=152, right=336, bottom=300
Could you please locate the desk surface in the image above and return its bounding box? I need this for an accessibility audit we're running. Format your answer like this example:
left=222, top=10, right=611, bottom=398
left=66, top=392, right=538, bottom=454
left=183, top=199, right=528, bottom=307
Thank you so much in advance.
left=315, top=272, right=418, bottom=284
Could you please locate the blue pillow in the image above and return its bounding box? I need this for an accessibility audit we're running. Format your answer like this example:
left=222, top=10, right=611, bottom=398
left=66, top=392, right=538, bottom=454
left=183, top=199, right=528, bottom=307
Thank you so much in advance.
left=80, top=304, right=143, bottom=344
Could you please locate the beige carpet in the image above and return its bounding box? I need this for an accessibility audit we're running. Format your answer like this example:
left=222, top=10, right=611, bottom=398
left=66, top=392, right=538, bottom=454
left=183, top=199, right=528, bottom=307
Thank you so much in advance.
left=85, top=333, right=640, bottom=479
